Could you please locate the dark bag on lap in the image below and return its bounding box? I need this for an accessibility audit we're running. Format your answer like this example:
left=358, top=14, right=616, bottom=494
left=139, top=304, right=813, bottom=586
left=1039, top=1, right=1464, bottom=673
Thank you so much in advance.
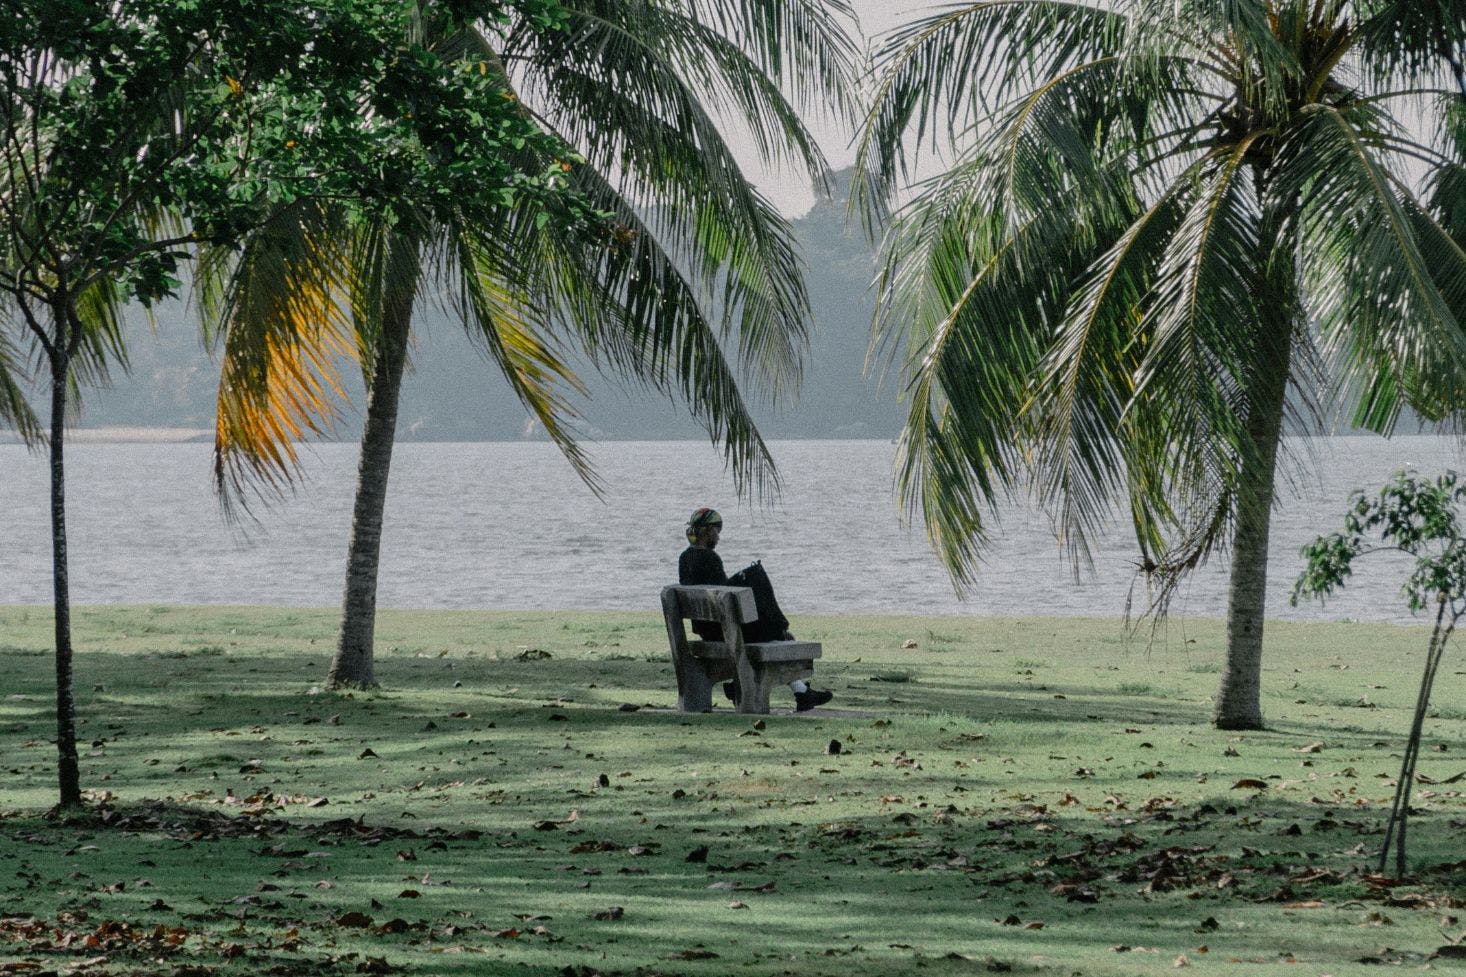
left=727, top=560, right=789, bottom=642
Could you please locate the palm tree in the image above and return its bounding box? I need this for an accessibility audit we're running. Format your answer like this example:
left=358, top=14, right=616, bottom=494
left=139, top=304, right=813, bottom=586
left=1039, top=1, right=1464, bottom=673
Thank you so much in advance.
left=856, top=0, right=1466, bottom=729
left=210, top=0, right=860, bottom=688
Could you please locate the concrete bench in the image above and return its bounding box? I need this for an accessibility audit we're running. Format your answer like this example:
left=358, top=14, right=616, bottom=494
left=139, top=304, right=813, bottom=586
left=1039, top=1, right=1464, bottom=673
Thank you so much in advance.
left=660, top=584, right=821, bottom=714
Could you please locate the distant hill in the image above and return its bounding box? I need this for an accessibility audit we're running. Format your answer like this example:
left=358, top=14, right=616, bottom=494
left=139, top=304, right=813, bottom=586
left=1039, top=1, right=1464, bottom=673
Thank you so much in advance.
left=56, top=169, right=902, bottom=443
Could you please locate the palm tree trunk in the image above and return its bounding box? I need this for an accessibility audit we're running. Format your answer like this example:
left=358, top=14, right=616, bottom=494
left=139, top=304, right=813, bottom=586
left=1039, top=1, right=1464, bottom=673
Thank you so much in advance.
left=48, top=314, right=82, bottom=807
left=1213, top=299, right=1294, bottom=731
left=326, top=234, right=422, bottom=689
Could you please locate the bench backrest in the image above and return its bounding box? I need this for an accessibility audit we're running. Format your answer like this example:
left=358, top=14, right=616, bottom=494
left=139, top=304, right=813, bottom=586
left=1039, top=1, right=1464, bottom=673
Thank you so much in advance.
left=660, top=585, right=756, bottom=657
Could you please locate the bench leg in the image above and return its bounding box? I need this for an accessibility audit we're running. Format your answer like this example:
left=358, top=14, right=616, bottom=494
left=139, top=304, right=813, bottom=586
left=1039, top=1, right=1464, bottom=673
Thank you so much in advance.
left=735, top=657, right=774, bottom=714
left=734, top=661, right=817, bottom=714
left=676, top=657, right=716, bottom=713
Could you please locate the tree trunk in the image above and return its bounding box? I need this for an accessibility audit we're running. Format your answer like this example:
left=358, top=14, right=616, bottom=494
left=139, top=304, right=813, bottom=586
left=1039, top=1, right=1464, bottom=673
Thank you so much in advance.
left=326, top=234, right=422, bottom=689
left=49, top=333, right=82, bottom=807
left=1213, top=283, right=1294, bottom=730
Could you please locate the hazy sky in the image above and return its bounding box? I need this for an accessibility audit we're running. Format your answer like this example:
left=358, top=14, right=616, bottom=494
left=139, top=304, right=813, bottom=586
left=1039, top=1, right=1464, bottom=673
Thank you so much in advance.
left=747, top=0, right=939, bottom=215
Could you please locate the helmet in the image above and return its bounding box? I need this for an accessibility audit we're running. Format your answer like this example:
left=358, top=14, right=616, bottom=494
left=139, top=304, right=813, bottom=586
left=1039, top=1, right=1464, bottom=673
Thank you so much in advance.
left=687, top=507, right=722, bottom=529
left=686, top=507, right=722, bottom=543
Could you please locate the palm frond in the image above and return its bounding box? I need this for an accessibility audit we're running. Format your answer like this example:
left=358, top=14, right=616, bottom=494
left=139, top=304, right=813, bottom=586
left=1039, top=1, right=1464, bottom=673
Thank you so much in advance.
left=678, top=0, right=861, bottom=121
left=853, top=0, right=1125, bottom=227
left=1033, top=179, right=1187, bottom=567
left=0, top=307, right=40, bottom=441
left=522, top=162, right=783, bottom=499
left=1122, top=140, right=1264, bottom=574
left=1355, top=0, right=1466, bottom=94
left=500, top=4, right=815, bottom=402
left=877, top=195, right=1060, bottom=587
left=209, top=204, right=358, bottom=512
left=444, top=219, right=601, bottom=494
left=535, top=2, right=828, bottom=176
left=69, top=276, right=128, bottom=390
left=1280, top=102, right=1466, bottom=432
left=1162, top=0, right=1305, bottom=116
left=1428, top=97, right=1466, bottom=238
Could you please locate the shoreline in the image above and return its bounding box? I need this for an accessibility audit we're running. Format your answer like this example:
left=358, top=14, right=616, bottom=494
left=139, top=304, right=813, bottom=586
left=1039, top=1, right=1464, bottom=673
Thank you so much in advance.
left=0, top=602, right=1433, bottom=632
left=0, top=428, right=1425, bottom=446
left=0, top=426, right=214, bottom=444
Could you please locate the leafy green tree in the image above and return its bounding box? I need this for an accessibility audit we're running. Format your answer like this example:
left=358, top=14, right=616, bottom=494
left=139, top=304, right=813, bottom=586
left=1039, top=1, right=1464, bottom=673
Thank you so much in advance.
left=209, top=0, right=860, bottom=688
left=1293, top=470, right=1466, bottom=874
left=856, top=0, right=1466, bottom=729
left=0, top=0, right=585, bottom=806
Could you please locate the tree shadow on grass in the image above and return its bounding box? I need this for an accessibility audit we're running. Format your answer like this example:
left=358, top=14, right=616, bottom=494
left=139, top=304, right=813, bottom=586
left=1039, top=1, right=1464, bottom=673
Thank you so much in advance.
left=1, top=788, right=1462, bottom=977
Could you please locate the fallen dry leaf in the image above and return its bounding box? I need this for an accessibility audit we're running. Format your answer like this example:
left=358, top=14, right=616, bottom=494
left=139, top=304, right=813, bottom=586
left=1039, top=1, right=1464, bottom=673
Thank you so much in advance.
left=376, top=918, right=414, bottom=934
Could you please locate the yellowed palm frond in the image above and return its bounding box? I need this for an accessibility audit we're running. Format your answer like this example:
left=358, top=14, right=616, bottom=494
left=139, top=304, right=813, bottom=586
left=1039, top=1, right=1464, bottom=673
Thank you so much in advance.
left=212, top=208, right=359, bottom=512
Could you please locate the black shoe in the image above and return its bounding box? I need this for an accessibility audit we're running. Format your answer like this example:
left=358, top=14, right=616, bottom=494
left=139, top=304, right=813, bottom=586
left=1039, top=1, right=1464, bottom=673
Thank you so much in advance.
left=723, top=681, right=740, bottom=704
left=794, top=688, right=833, bottom=712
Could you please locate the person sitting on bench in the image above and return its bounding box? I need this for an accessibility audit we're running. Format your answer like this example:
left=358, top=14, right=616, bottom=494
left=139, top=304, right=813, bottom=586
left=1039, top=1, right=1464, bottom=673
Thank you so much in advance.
left=678, top=507, right=833, bottom=712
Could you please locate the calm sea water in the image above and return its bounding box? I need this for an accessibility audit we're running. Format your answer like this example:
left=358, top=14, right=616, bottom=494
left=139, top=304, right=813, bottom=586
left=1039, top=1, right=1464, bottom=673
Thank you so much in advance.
left=1, top=437, right=1463, bottom=623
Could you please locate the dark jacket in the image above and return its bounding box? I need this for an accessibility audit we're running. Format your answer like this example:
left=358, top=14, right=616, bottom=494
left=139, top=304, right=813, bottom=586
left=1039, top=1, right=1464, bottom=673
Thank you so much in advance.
left=679, top=545, right=728, bottom=639
left=679, top=545, right=728, bottom=586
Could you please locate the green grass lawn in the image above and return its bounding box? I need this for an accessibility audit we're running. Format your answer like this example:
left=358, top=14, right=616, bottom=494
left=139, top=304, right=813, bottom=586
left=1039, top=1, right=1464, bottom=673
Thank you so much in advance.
left=1, top=605, right=1464, bottom=977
